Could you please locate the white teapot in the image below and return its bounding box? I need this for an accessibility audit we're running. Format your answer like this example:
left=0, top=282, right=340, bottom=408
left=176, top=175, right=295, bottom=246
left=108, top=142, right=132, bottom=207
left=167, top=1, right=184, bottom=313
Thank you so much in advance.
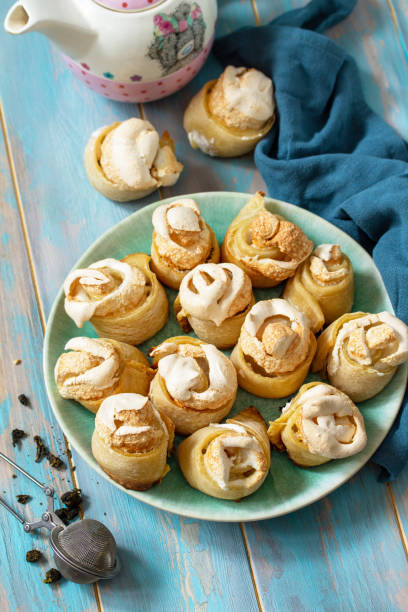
left=4, top=0, right=217, bottom=102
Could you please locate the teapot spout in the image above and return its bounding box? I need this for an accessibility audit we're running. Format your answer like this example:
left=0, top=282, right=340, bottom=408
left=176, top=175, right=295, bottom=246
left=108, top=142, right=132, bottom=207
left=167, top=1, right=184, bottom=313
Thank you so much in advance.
left=4, top=0, right=96, bottom=60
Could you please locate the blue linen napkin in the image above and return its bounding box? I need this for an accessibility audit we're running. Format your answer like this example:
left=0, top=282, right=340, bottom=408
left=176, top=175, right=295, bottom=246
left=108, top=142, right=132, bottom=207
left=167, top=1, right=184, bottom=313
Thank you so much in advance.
left=213, top=0, right=408, bottom=481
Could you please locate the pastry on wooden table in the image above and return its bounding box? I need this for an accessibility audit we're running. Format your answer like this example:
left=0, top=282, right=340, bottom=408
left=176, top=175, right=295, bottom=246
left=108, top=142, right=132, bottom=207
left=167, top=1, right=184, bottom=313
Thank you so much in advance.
left=230, top=299, right=316, bottom=398
left=174, top=262, right=254, bottom=349
left=183, top=66, right=275, bottom=157
left=151, top=198, right=220, bottom=289
left=268, top=382, right=367, bottom=467
left=312, top=311, right=408, bottom=402
left=149, top=336, right=237, bottom=435
left=54, top=337, right=154, bottom=414
left=84, top=118, right=183, bottom=202
left=64, top=253, right=168, bottom=345
left=222, top=192, right=313, bottom=287
left=283, top=244, right=354, bottom=333
left=177, top=406, right=270, bottom=500
left=91, top=393, right=174, bottom=490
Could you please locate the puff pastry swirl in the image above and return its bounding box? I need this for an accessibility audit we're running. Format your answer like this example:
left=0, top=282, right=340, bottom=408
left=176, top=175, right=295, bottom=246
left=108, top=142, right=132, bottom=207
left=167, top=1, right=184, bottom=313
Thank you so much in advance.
left=177, top=406, right=270, bottom=500
left=283, top=244, right=354, bottom=333
left=64, top=253, right=168, bottom=345
left=149, top=336, right=237, bottom=435
left=312, top=311, right=408, bottom=402
left=268, top=382, right=367, bottom=467
left=230, top=299, right=317, bottom=398
left=174, top=262, right=254, bottom=349
left=222, top=192, right=314, bottom=287
left=183, top=66, right=275, bottom=158
left=84, top=118, right=183, bottom=202
left=92, top=393, right=174, bottom=490
left=151, top=198, right=220, bottom=289
left=54, top=337, right=153, bottom=413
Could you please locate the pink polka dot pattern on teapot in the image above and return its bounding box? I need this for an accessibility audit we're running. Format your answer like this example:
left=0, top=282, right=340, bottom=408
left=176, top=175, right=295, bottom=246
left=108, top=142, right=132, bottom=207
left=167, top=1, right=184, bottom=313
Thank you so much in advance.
left=94, top=0, right=164, bottom=11
left=62, top=34, right=213, bottom=102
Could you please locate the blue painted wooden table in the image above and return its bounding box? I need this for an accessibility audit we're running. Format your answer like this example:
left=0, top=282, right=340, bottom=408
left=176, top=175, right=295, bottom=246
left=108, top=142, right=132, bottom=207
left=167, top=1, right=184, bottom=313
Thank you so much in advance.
left=1, top=1, right=408, bottom=610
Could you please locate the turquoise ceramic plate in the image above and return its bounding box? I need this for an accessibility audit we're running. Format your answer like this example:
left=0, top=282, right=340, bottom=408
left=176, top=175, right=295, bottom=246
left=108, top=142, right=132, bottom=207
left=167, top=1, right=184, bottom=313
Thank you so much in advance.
left=44, top=192, right=407, bottom=522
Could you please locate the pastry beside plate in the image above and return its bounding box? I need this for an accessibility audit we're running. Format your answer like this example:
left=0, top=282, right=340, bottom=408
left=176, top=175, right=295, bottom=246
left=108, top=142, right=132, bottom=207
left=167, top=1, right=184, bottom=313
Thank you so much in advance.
left=184, top=66, right=275, bottom=157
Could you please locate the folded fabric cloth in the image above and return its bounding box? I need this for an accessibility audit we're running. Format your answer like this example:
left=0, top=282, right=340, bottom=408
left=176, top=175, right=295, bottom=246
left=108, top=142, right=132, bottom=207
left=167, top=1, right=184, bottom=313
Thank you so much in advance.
left=213, top=0, right=408, bottom=481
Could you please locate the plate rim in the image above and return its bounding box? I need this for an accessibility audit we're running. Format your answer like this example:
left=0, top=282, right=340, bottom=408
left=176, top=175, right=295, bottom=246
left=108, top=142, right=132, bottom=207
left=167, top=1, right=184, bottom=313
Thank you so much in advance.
left=43, top=191, right=408, bottom=522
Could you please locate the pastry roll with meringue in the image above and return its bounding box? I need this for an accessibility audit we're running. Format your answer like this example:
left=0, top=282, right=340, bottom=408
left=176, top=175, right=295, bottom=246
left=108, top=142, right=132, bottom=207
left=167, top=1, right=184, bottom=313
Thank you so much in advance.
left=312, top=311, right=408, bottom=402
left=151, top=198, right=220, bottom=289
left=174, top=262, right=254, bottom=349
left=149, top=336, right=237, bottom=435
left=64, top=253, right=168, bottom=345
left=283, top=244, right=354, bottom=333
left=84, top=118, right=183, bottom=202
left=54, top=337, right=154, bottom=414
left=222, top=192, right=313, bottom=287
left=177, top=406, right=270, bottom=500
left=92, top=393, right=174, bottom=490
left=230, top=299, right=317, bottom=398
left=183, top=66, right=275, bottom=157
left=268, top=382, right=367, bottom=467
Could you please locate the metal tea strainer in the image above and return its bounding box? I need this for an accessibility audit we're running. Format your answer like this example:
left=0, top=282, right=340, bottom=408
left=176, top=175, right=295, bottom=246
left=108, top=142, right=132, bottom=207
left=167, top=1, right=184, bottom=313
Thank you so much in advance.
left=0, top=450, right=120, bottom=584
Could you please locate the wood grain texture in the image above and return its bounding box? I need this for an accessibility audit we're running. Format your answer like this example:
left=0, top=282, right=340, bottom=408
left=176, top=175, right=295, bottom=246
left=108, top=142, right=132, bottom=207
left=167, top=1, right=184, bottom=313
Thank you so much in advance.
left=0, top=115, right=98, bottom=612
left=0, top=0, right=407, bottom=610
left=0, top=2, right=262, bottom=611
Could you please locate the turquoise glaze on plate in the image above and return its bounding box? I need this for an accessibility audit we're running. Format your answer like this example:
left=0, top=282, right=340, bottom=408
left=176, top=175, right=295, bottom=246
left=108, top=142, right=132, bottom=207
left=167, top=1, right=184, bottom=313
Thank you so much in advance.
left=43, top=192, right=408, bottom=522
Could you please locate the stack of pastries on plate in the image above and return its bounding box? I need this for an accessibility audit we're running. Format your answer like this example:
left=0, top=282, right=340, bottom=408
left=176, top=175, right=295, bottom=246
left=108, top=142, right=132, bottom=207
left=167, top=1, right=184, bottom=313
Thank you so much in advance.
left=56, top=191, right=408, bottom=500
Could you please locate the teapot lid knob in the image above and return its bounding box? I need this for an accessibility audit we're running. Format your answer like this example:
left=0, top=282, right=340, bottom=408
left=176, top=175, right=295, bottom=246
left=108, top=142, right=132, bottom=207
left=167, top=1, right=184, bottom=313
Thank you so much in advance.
left=92, top=0, right=166, bottom=11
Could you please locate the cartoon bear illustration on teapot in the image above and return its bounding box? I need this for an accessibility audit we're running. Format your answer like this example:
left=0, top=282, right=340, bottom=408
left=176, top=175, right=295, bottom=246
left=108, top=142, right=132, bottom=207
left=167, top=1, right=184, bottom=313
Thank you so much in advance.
left=148, top=2, right=206, bottom=76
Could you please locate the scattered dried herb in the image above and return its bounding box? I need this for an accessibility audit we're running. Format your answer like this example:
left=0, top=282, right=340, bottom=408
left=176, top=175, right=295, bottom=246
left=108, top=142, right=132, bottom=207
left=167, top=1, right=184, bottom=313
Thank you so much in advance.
left=55, top=506, right=79, bottom=526
left=60, top=488, right=82, bottom=509
left=12, top=474, right=17, bottom=479
left=16, top=494, right=31, bottom=504
left=26, top=549, right=42, bottom=563
left=47, top=453, right=64, bottom=469
left=12, top=429, right=27, bottom=447
left=18, top=394, right=30, bottom=407
left=43, top=568, right=62, bottom=584
left=33, top=435, right=47, bottom=462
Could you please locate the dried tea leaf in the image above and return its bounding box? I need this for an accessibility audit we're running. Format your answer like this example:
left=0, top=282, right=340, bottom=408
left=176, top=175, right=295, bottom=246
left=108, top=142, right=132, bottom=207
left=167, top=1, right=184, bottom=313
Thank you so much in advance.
left=43, top=568, right=62, bottom=584
left=11, top=429, right=27, bottom=447
left=60, top=488, right=82, bottom=509
left=16, top=494, right=31, bottom=504
left=26, top=549, right=42, bottom=563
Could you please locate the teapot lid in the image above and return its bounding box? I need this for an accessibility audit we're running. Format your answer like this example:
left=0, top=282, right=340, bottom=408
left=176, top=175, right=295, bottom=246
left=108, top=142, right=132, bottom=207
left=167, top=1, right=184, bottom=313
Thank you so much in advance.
left=93, top=0, right=165, bottom=11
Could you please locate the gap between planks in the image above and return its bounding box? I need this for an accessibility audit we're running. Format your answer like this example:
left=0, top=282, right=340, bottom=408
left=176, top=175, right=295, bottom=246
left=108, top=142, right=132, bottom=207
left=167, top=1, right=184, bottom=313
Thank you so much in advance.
left=0, top=99, right=104, bottom=612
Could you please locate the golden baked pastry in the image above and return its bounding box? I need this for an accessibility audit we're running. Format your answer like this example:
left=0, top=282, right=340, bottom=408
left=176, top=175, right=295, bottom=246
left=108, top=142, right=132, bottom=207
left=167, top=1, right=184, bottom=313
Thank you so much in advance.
left=54, top=337, right=154, bottom=414
left=283, top=244, right=354, bottom=333
left=64, top=253, right=168, bottom=345
left=312, top=311, right=408, bottom=402
left=268, top=382, right=367, bottom=467
left=174, top=262, right=254, bottom=349
left=151, top=198, right=220, bottom=289
left=222, top=192, right=313, bottom=287
left=149, top=336, right=237, bottom=435
left=84, top=118, right=183, bottom=202
left=183, top=66, right=275, bottom=157
left=177, top=406, right=270, bottom=500
left=92, top=393, right=174, bottom=490
left=230, top=298, right=317, bottom=398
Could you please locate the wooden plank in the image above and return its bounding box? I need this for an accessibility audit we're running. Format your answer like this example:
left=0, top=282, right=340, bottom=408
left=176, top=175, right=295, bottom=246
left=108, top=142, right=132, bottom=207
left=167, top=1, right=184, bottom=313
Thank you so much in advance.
left=0, top=113, right=98, bottom=612
left=239, top=0, right=408, bottom=609
left=245, top=465, right=408, bottom=612
left=0, top=1, right=262, bottom=610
